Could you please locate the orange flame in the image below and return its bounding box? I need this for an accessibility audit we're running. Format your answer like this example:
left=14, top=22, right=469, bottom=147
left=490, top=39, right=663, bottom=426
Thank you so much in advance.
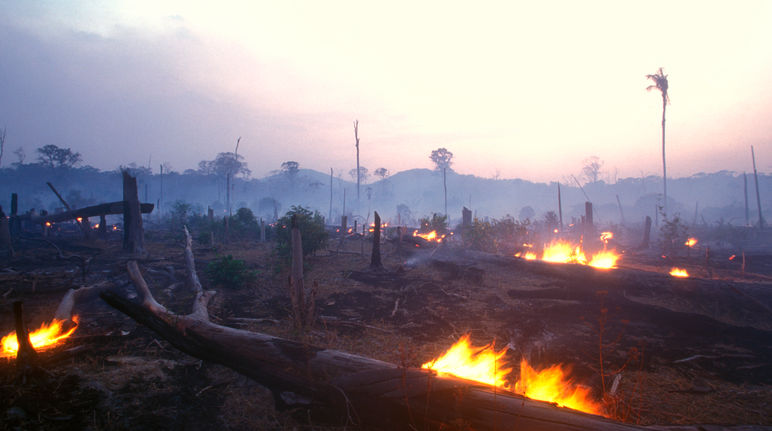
left=523, top=240, right=621, bottom=269
left=515, top=359, right=602, bottom=414
left=588, top=250, right=620, bottom=269
left=1, top=316, right=79, bottom=358
left=421, top=334, right=511, bottom=388
left=413, top=230, right=444, bottom=243
left=422, top=335, right=602, bottom=415
left=669, top=267, right=689, bottom=278
left=684, top=238, right=698, bottom=248
left=600, top=231, right=614, bottom=243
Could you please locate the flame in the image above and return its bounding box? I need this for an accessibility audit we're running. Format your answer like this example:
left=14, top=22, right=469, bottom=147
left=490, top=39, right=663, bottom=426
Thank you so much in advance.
left=1, top=316, right=79, bottom=358
left=421, top=334, right=511, bottom=388
left=729, top=254, right=736, bottom=260
left=542, top=241, right=587, bottom=265
left=45, top=222, right=52, bottom=227
left=422, top=335, right=602, bottom=415
left=600, top=232, right=614, bottom=243
left=413, top=230, right=445, bottom=243
left=684, top=238, right=698, bottom=248
left=669, top=267, right=689, bottom=278
left=588, top=250, right=620, bottom=269
left=522, top=240, right=621, bottom=269
left=515, top=359, right=602, bottom=414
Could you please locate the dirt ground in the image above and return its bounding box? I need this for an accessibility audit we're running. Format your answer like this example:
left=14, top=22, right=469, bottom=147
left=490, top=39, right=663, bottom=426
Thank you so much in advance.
left=1, top=230, right=771, bottom=430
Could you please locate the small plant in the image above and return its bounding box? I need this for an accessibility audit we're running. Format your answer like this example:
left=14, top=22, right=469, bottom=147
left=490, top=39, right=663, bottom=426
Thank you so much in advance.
left=205, top=255, right=257, bottom=288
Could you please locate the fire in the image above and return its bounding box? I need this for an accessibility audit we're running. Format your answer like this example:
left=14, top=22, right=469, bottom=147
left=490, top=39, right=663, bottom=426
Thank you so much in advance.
left=522, top=240, right=621, bottom=269
left=1, top=316, right=79, bottom=358
left=542, top=241, right=587, bottom=265
left=413, top=230, right=444, bottom=243
left=684, top=238, right=698, bottom=248
left=515, top=359, right=602, bottom=414
left=515, top=251, right=538, bottom=260
left=422, top=335, right=603, bottom=416
left=588, top=250, right=620, bottom=269
left=421, top=334, right=511, bottom=388
left=669, top=267, right=689, bottom=278
left=600, top=231, right=614, bottom=243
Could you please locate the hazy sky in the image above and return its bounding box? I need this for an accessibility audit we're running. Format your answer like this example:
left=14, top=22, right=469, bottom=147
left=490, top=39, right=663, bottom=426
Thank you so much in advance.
left=1, top=1, right=771, bottom=182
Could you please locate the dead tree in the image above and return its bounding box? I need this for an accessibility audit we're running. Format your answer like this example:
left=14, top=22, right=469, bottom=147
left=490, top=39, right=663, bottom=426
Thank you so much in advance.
left=640, top=216, right=652, bottom=249
left=122, top=170, right=145, bottom=255
left=289, top=215, right=314, bottom=329
left=97, top=239, right=754, bottom=431
left=370, top=211, right=383, bottom=269
left=462, top=206, right=472, bottom=227
left=0, top=205, right=13, bottom=257
left=751, top=146, right=765, bottom=228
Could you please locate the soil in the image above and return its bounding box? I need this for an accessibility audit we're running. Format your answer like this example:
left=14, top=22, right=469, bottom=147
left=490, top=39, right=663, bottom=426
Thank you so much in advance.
left=1, top=230, right=771, bottom=430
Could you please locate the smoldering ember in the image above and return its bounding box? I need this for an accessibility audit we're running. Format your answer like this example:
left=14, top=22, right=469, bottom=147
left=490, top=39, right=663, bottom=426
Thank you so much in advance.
left=1, top=159, right=772, bottom=431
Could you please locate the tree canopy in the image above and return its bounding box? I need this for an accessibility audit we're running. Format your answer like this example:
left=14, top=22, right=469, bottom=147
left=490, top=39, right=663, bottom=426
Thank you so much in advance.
left=36, top=144, right=82, bottom=168
left=430, top=148, right=453, bottom=171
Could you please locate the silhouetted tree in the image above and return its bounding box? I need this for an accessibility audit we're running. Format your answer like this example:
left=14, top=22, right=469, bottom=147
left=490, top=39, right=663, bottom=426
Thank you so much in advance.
left=430, top=148, right=454, bottom=217
left=374, top=167, right=389, bottom=180
left=582, top=156, right=604, bottom=183
left=349, top=167, right=369, bottom=184
left=647, top=67, right=670, bottom=216
left=36, top=144, right=82, bottom=168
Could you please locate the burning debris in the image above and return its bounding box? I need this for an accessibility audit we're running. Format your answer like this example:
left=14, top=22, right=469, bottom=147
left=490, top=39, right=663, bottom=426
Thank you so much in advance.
left=669, top=267, right=690, bottom=278
left=1, top=317, right=79, bottom=359
left=421, top=334, right=603, bottom=416
left=515, top=234, right=622, bottom=269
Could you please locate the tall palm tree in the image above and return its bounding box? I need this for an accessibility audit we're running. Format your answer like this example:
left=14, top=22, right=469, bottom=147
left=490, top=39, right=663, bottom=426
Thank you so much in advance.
left=646, top=67, right=670, bottom=217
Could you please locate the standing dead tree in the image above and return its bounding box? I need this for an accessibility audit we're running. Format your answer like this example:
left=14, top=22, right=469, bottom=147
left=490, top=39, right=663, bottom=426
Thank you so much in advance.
left=122, top=170, right=145, bottom=256
left=370, top=211, right=383, bottom=269
left=289, top=215, right=314, bottom=329
left=354, top=120, right=361, bottom=205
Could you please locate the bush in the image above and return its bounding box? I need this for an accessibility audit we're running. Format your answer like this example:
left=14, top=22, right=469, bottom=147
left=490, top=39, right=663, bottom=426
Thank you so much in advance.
left=275, top=206, right=329, bottom=259
left=205, top=255, right=257, bottom=288
left=660, top=214, right=688, bottom=256
left=460, top=218, right=495, bottom=252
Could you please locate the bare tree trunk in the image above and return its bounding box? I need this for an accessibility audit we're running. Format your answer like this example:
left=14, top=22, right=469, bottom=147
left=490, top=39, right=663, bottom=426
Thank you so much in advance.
left=640, top=216, right=652, bottom=249
left=616, top=195, right=625, bottom=225
left=122, top=170, right=145, bottom=256
left=443, top=167, right=448, bottom=219
left=744, top=172, right=750, bottom=226
left=661, top=97, right=668, bottom=218
left=13, top=301, right=38, bottom=370
left=289, top=215, right=314, bottom=329
left=329, top=167, right=333, bottom=222
left=558, top=182, right=563, bottom=231
left=370, top=211, right=383, bottom=269
left=354, top=120, right=360, bottom=206
left=751, top=146, right=765, bottom=228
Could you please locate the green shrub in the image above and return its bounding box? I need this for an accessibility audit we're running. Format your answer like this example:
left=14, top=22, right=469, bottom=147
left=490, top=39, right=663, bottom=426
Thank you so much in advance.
left=205, top=255, right=257, bottom=288
left=275, top=206, right=329, bottom=259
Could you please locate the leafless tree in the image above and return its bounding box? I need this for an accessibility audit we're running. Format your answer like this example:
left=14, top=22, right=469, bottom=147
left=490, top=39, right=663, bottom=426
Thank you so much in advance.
left=582, top=156, right=604, bottom=183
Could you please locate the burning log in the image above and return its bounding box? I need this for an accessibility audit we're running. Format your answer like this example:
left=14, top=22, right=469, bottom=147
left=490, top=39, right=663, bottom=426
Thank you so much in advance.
left=95, top=229, right=760, bottom=431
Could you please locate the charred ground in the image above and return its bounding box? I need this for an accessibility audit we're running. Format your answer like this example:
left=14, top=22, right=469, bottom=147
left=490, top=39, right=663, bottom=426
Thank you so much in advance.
left=1, top=229, right=771, bottom=430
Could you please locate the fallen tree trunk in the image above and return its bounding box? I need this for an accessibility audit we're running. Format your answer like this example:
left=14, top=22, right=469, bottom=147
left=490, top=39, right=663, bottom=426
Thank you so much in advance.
left=20, top=201, right=154, bottom=225
left=98, top=230, right=771, bottom=430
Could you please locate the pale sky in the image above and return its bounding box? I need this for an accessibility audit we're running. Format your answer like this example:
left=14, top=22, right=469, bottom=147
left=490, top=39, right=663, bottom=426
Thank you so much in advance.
left=1, top=0, right=771, bottom=182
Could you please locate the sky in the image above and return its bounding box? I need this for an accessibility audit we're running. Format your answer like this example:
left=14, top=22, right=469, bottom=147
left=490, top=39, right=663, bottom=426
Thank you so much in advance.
left=1, top=0, right=771, bottom=182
